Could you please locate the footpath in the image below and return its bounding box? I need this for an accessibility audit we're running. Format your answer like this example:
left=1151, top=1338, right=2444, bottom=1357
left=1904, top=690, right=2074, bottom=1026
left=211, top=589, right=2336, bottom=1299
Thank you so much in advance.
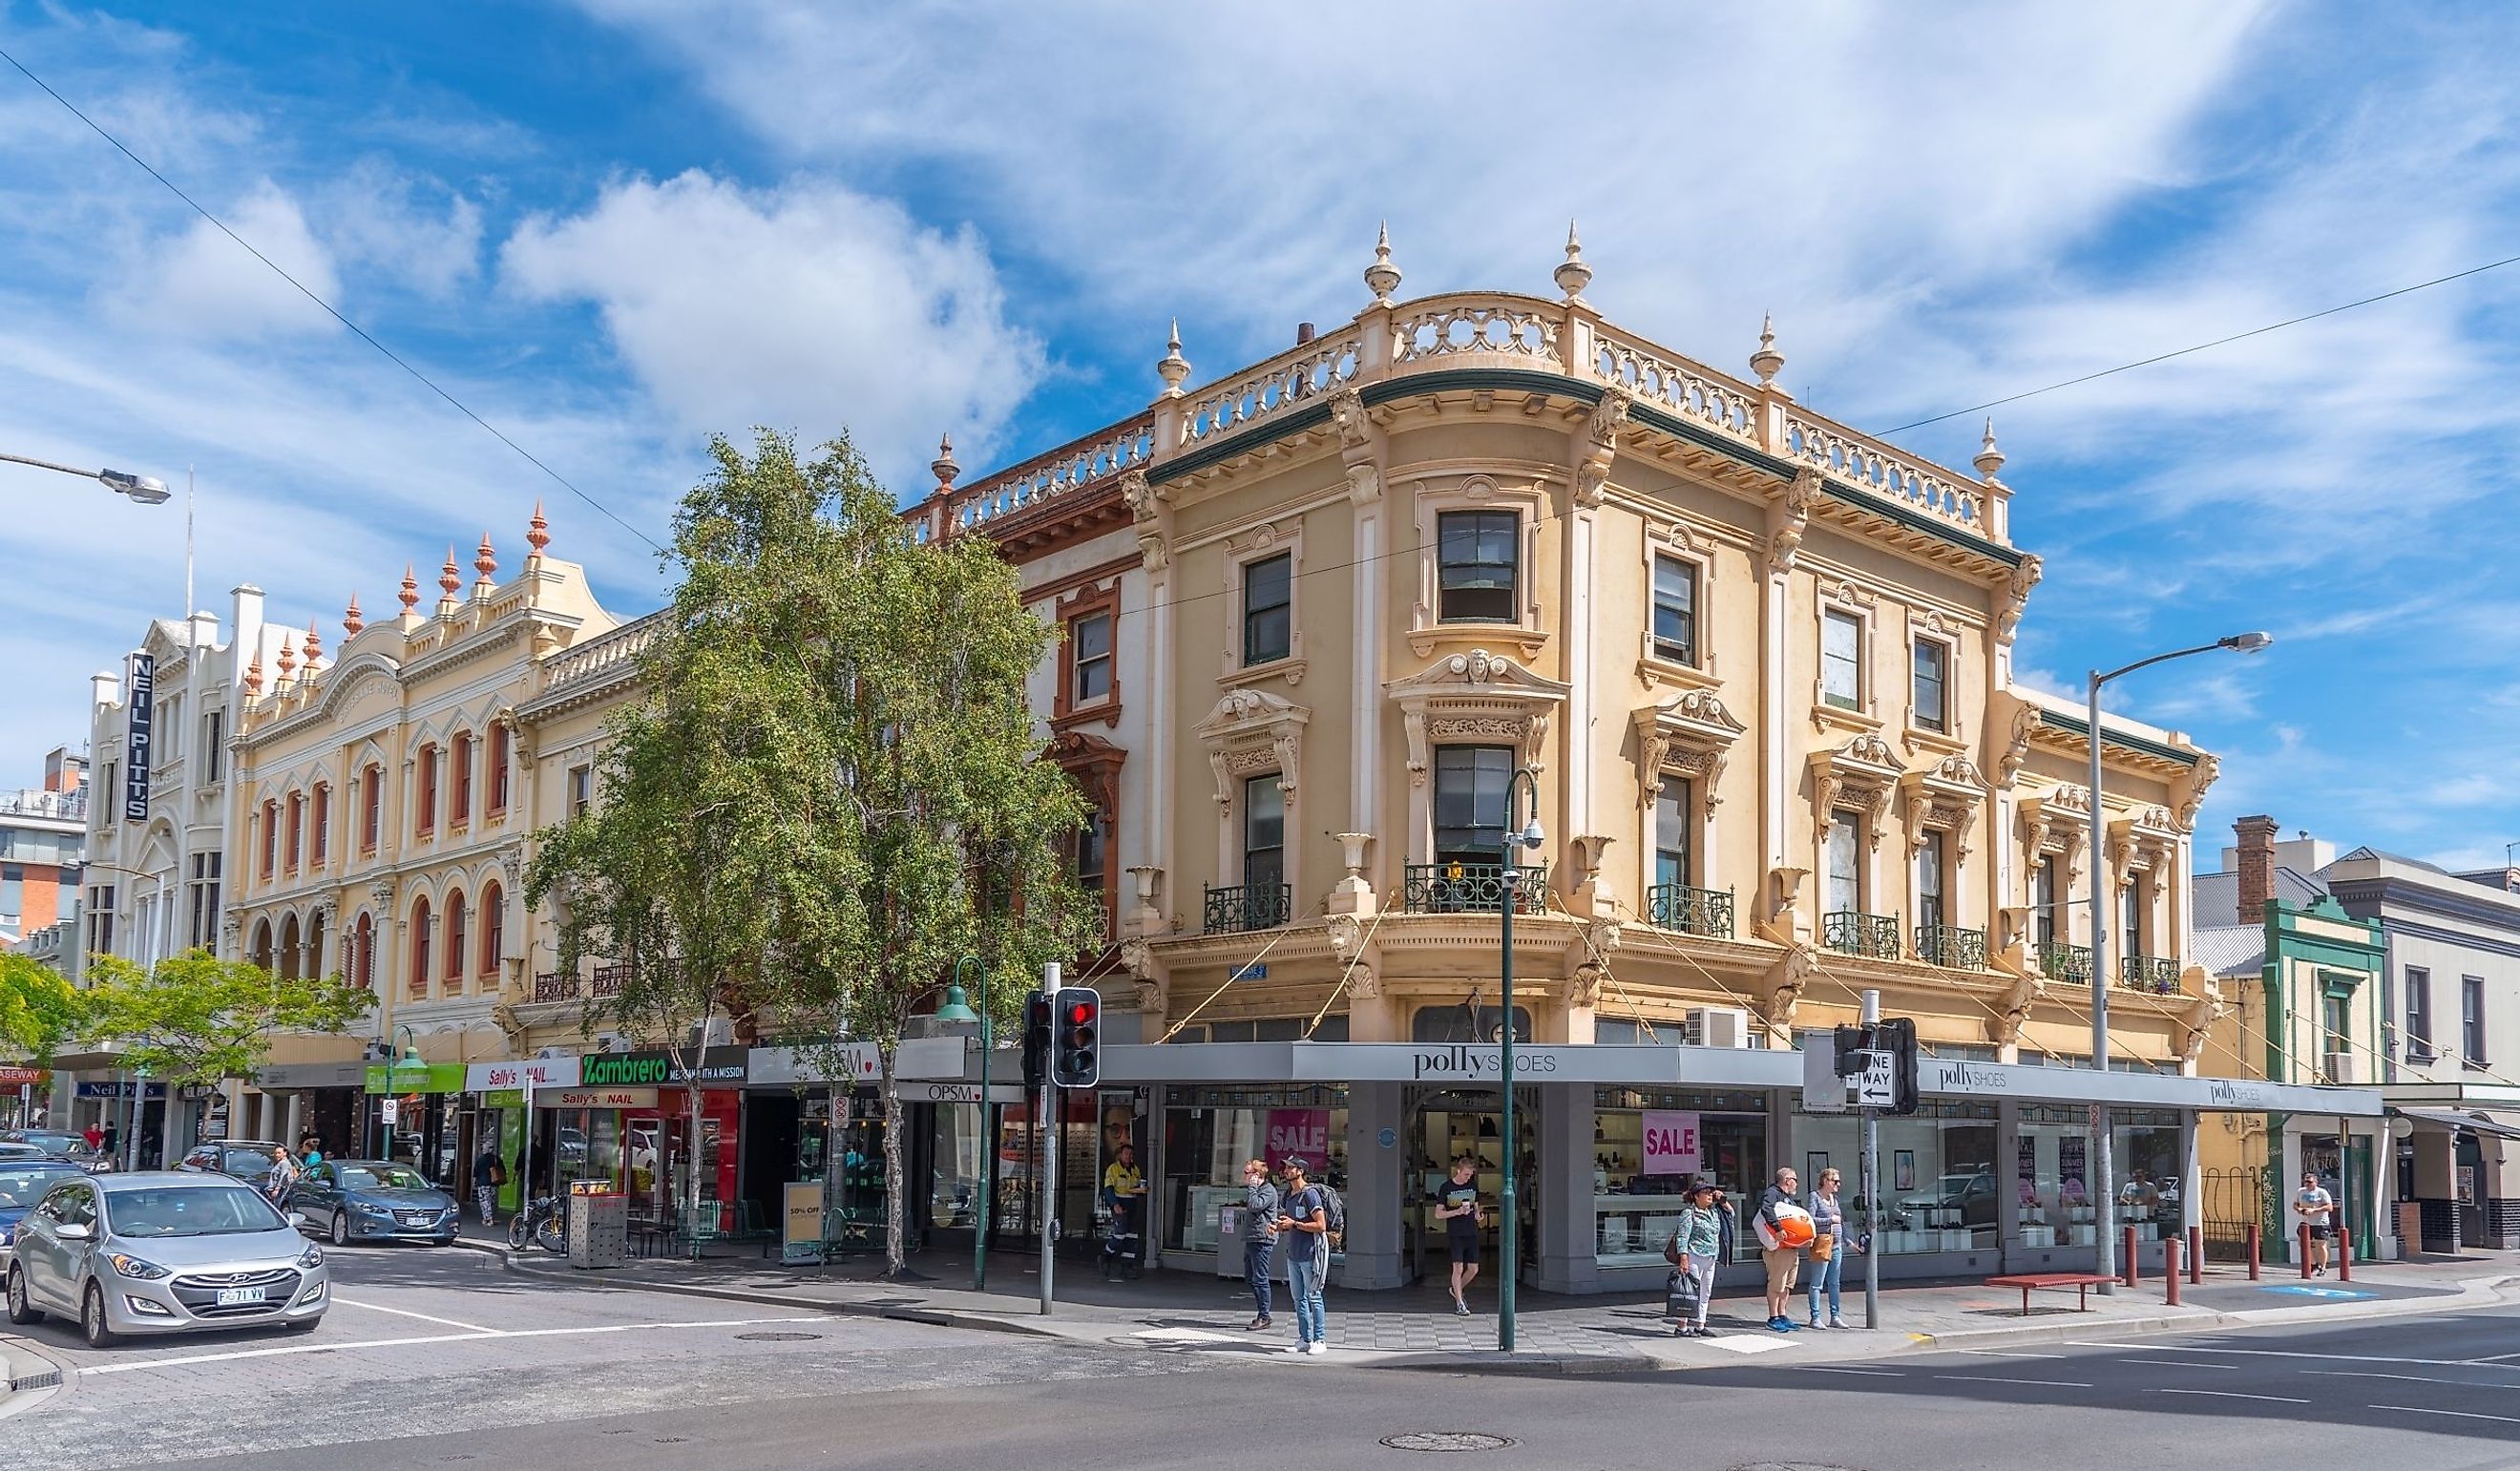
left=451, top=1223, right=2520, bottom=1376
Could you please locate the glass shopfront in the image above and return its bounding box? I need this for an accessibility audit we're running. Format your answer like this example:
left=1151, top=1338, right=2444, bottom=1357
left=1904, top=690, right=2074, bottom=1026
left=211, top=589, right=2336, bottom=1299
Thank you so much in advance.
left=2111, top=1108, right=2185, bottom=1241
left=1792, top=1102, right=1999, bottom=1254
left=1159, top=1084, right=1345, bottom=1254
left=1592, top=1089, right=1769, bottom=1269
left=2014, top=1104, right=2097, bottom=1248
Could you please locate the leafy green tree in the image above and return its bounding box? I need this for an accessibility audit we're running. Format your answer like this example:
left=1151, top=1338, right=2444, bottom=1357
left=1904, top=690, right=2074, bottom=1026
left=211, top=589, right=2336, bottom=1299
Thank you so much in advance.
left=76, top=951, right=372, bottom=1130
left=0, top=952, right=83, bottom=1064
left=529, top=430, right=1099, bottom=1274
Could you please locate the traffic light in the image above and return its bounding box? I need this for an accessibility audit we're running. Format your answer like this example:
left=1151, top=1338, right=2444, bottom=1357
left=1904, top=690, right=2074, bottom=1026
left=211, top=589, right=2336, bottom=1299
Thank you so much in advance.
left=1051, top=986, right=1101, bottom=1088
left=1831, top=1024, right=1871, bottom=1079
left=1021, top=992, right=1053, bottom=1092
left=1876, top=1016, right=1921, bottom=1116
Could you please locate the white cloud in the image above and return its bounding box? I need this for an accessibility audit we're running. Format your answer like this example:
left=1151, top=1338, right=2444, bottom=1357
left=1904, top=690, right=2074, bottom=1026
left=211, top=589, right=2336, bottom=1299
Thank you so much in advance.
left=499, top=171, right=1042, bottom=480
left=107, top=179, right=342, bottom=341
left=317, top=159, right=484, bottom=299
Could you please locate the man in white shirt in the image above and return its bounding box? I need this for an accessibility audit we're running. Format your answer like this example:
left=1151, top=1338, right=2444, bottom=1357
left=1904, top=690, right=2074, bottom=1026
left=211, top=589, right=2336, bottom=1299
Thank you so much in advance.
left=2296, top=1169, right=2336, bottom=1276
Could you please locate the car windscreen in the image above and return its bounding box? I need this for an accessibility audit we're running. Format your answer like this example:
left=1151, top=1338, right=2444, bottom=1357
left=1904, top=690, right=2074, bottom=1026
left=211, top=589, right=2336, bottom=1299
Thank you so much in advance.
left=11, top=1133, right=88, bottom=1156
left=222, top=1152, right=279, bottom=1181
left=105, top=1186, right=289, bottom=1237
left=338, top=1166, right=430, bottom=1192
left=0, top=1167, right=81, bottom=1208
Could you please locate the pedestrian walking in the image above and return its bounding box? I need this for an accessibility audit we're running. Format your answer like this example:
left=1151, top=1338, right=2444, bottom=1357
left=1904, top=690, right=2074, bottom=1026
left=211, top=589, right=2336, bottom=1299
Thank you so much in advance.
left=1270, top=1156, right=1330, bottom=1355
left=2296, top=1168, right=2337, bottom=1276
left=1240, top=1158, right=1279, bottom=1331
left=1754, top=1166, right=1814, bottom=1332
left=1667, top=1176, right=1727, bottom=1337
left=264, top=1145, right=301, bottom=1208
left=473, top=1141, right=506, bottom=1226
left=1805, top=1166, right=1857, bottom=1329
left=1101, top=1143, right=1145, bottom=1279
left=1432, top=1156, right=1482, bottom=1316
left=99, top=1121, right=119, bottom=1161
left=81, top=1123, right=102, bottom=1154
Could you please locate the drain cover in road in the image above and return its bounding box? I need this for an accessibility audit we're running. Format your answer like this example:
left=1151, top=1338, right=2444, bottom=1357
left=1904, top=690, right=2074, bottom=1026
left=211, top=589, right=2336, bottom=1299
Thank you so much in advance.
left=1380, top=1432, right=1518, bottom=1452
left=735, top=1331, right=826, bottom=1341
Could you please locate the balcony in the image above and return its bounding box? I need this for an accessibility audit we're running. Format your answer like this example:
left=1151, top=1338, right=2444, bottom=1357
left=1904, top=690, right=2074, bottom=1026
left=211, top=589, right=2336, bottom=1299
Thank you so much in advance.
left=531, top=970, right=577, bottom=1004
left=1646, top=884, right=1734, bottom=939
left=2118, top=954, right=2181, bottom=995
left=1404, top=862, right=1549, bottom=915
left=1821, top=911, right=1901, bottom=960
left=1914, top=924, right=1988, bottom=970
left=590, top=963, right=627, bottom=1000
left=1203, top=882, right=1292, bottom=935
left=2037, top=942, right=2093, bottom=983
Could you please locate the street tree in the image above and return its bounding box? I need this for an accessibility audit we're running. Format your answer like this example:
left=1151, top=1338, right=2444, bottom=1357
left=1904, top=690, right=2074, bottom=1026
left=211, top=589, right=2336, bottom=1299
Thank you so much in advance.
left=76, top=951, right=372, bottom=1141
left=527, top=430, right=1099, bottom=1274
left=0, top=952, right=83, bottom=1063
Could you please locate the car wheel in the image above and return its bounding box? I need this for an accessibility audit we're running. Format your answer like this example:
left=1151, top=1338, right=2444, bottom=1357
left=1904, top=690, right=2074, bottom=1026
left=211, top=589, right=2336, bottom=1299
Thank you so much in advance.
left=330, top=1210, right=351, bottom=1248
left=81, top=1281, right=115, bottom=1348
left=4, top=1266, right=40, bottom=1326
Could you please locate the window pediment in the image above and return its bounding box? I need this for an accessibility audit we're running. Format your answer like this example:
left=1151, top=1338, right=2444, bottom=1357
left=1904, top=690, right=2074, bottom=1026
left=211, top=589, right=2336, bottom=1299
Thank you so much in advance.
left=1809, top=732, right=1905, bottom=850
left=1387, top=648, right=1569, bottom=787
left=1196, top=688, right=1310, bottom=805
left=1900, top=752, right=1988, bottom=859
left=1631, top=688, right=1745, bottom=811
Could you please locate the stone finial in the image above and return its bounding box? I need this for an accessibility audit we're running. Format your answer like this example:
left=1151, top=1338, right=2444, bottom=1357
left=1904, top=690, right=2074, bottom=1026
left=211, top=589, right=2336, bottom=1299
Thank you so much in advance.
left=244, top=649, right=265, bottom=698
left=1364, top=221, right=1403, bottom=305
left=1553, top=220, right=1592, bottom=303
left=438, top=547, right=461, bottom=600
left=275, top=631, right=298, bottom=682
left=526, top=499, right=550, bottom=557
left=1974, top=417, right=2007, bottom=483
left=932, top=432, right=960, bottom=490
left=303, top=617, right=324, bottom=667
left=473, top=533, right=497, bottom=591
left=343, top=594, right=364, bottom=640
left=1750, top=312, right=1785, bottom=388
left=398, top=562, right=420, bottom=615
left=1156, top=319, right=1190, bottom=395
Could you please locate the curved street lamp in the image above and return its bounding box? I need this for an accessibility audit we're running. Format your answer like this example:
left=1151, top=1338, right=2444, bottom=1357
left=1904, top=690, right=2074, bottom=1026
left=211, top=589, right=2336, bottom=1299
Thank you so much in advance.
left=1497, top=766, right=1544, bottom=1353
left=2088, top=631, right=2272, bottom=1292
left=939, top=956, right=991, bottom=1291
left=0, top=451, right=171, bottom=504
left=382, top=1023, right=423, bottom=1166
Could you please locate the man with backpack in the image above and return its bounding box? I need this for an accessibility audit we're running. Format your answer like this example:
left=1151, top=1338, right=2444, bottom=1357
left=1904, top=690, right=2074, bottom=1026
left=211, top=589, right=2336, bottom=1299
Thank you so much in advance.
left=1269, top=1156, right=1337, bottom=1355
left=1754, top=1166, right=1815, bottom=1332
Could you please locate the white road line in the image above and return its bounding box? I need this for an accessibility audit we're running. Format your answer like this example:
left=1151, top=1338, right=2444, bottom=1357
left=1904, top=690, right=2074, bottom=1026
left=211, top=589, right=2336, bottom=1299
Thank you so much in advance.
left=329, top=1297, right=498, bottom=1334
left=2302, top=1370, right=2462, bottom=1386
left=2463, top=1350, right=2520, bottom=1363
left=1802, top=1366, right=1902, bottom=1377
left=2375, top=1404, right=2520, bottom=1426
left=2116, top=1358, right=2241, bottom=1370
left=2158, top=1389, right=2309, bottom=1405
left=1952, top=1349, right=2068, bottom=1359
left=1933, top=1375, right=2094, bottom=1388
left=2076, top=1341, right=2520, bottom=1370
left=75, top=1314, right=831, bottom=1376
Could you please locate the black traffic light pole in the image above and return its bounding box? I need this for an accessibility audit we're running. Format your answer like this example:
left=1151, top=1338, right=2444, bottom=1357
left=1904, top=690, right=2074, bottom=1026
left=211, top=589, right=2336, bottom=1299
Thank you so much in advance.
left=1861, top=988, right=1880, bottom=1331
left=1038, top=961, right=1060, bottom=1316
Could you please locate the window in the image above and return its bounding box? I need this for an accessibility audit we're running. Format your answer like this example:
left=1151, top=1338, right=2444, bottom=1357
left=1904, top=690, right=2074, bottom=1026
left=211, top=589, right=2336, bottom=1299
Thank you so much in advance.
left=1653, top=775, right=1692, bottom=888
left=259, top=799, right=279, bottom=879
left=1070, top=612, right=1113, bottom=704
left=284, top=792, right=304, bottom=871
left=1243, top=776, right=1284, bottom=893
left=479, top=883, right=504, bottom=977
left=186, top=853, right=221, bottom=952
left=1917, top=830, right=1947, bottom=930
left=1824, top=811, right=1861, bottom=914
left=410, top=898, right=431, bottom=997
left=86, top=886, right=116, bottom=957
left=201, top=707, right=223, bottom=783
left=310, top=785, right=329, bottom=867
left=102, top=761, right=118, bottom=816
left=2321, top=992, right=2350, bottom=1061
left=1651, top=556, right=1697, bottom=665
left=1437, top=511, right=1518, bottom=622
left=2120, top=877, right=2144, bottom=959
left=1074, top=808, right=1108, bottom=899
left=1821, top=610, right=1862, bottom=711
left=1912, top=638, right=1948, bottom=733
left=2405, top=967, right=2433, bottom=1061
left=2032, top=855, right=2061, bottom=947
left=352, top=914, right=374, bottom=990
left=445, top=892, right=468, bottom=984
left=568, top=764, right=593, bottom=819
left=487, top=725, right=511, bottom=814
left=1242, top=553, right=1292, bottom=665
left=1432, top=746, right=1514, bottom=865
left=416, top=746, right=439, bottom=836
left=450, top=733, right=473, bottom=829
left=360, top=765, right=382, bottom=852
left=2465, top=977, right=2488, bottom=1067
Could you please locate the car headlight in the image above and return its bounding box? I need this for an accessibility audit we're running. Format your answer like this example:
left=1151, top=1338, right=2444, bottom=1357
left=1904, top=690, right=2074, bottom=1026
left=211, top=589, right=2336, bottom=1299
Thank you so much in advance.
left=0, top=1223, right=13, bottom=1247
left=106, top=1252, right=170, bottom=1281
left=355, top=1199, right=394, bottom=1216
left=297, top=1243, right=325, bottom=1270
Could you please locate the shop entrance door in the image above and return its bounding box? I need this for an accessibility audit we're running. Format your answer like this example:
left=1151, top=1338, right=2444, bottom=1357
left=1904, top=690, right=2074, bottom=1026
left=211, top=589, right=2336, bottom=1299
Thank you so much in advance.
left=2302, top=1132, right=2376, bottom=1261
left=1404, top=1086, right=1538, bottom=1288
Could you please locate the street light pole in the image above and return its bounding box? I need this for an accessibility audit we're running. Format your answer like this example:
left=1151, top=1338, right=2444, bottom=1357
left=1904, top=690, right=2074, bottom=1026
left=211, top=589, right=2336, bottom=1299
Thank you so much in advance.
left=1497, top=767, right=1544, bottom=1354
left=951, top=955, right=993, bottom=1292
left=0, top=451, right=172, bottom=504
left=2087, top=631, right=2272, bottom=1293
left=383, top=1024, right=420, bottom=1166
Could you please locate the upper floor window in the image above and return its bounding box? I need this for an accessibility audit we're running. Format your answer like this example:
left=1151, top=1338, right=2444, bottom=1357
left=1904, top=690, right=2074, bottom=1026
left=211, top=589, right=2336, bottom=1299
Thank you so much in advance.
left=360, top=764, right=383, bottom=852
left=185, top=852, right=220, bottom=952
left=352, top=914, right=374, bottom=991
left=1823, top=810, right=1862, bottom=914
left=479, top=883, right=505, bottom=977
left=487, top=725, right=512, bottom=815
left=1653, top=775, right=1692, bottom=888
left=1073, top=808, right=1108, bottom=899
left=568, top=764, right=594, bottom=819
left=201, top=707, right=224, bottom=784
left=416, top=746, right=439, bottom=836
left=2405, top=966, right=2433, bottom=1061
left=284, top=792, right=304, bottom=871
left=259, top=799, right=279, bottom=879
left=445, top=891, right=469, bottom=984
left=2321, top=991, right=2351, bottom=1061
left=2464, top=976, right=2488, bottom=1067
left=1437, top=512, right=1518, bottom=623
left=450, top=732, right=474, bottom=829
left=2031, top=855, right=2061, bottom=947
left=102, top=761, right=119, bottom=816
left=1822, top=610, right=1863, bottom=711
left=1917, top=830, right=1947, bottom=930
left=310, top=785, right=330, bottom=868
left=1243, top=776, right=1284, bottom=891
left=1433, top=746, right=1513, bottom=865
left=1651, top=556, right=1697, bottom=665
left=2119, top=876, right=2145, bottom=958
left=410, top=897, right=432, bottom=998
left=1243, top=554, right=1292, bottom=665
left=1070, top=612, right=1114, bottom=704
left=1911, top=638, right=1949, bottom=733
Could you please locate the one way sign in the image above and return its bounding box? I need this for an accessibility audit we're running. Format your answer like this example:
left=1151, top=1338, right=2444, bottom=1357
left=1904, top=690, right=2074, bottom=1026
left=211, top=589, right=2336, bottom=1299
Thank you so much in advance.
left=1853, top=1050, right=1897, bottom=1109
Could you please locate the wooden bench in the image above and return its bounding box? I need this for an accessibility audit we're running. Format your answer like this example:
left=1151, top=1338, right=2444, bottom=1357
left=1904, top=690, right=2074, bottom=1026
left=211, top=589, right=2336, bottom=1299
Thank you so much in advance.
left=1983, top=1271, right=2119, bottom=1315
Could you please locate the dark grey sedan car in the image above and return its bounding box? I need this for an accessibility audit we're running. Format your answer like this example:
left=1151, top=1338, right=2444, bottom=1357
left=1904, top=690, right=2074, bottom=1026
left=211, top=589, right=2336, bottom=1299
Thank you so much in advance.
left=285, top=1160, right=460, bottom=1247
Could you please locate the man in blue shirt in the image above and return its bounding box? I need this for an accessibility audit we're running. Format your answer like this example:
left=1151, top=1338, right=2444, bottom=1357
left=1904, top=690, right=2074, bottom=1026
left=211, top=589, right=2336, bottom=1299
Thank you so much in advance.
left=1268, top=1157, right=1330, bottom=1355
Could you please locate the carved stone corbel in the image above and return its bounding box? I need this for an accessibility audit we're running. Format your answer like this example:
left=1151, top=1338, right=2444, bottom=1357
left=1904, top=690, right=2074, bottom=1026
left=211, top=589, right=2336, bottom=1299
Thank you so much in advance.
left=1120, top=469, right=1172, bottom=573
left=1765, top=467, right=1821, bottom=577
left=1757, top=866, right=1812, bottom=946
left=1330, top=387, right=1382, bottom=505
left=2174, top=751, right=2221, bottom=832
left=1571, top=387, right=1631, bottom=509
left=1987, top=968, right=2041, bottom=1048
left=1761, top=943, right=1816, bottom=1038
left=1994, top=554, right=2044, bottom=644
left=1996, top=703, right=2039, bottom=788
left=2177, top=975, right=2227, bottom=1064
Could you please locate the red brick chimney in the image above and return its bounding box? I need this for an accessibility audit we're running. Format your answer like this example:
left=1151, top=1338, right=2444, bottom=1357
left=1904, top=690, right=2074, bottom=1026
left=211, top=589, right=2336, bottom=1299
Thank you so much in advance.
left=2235, top=814, right=2279, bottom=923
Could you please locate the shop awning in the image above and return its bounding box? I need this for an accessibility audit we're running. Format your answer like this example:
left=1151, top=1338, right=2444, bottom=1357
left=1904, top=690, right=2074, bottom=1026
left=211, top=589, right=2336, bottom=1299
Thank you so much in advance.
left=2394, top=1106, right=2520, bottom=1141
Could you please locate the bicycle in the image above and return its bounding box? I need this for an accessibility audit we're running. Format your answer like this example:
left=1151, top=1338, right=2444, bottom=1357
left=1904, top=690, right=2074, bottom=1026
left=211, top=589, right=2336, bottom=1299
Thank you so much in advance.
left=507, top=1195, right=569, bottom=1253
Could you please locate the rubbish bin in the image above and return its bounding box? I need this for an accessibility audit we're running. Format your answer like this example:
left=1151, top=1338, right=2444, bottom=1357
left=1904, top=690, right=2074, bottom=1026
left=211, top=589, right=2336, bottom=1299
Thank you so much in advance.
left=568, top=1185, right=627, bottom=1270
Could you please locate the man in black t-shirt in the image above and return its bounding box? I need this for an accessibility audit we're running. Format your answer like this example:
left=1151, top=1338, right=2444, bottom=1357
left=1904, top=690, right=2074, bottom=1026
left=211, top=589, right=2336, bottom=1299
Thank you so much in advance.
left=1432, top=1156, right=1482, bottom=1316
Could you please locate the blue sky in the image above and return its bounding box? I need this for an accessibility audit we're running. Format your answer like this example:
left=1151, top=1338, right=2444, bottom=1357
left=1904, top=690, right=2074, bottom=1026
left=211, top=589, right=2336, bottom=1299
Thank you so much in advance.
left=2, top=1, right=2516, bottom=869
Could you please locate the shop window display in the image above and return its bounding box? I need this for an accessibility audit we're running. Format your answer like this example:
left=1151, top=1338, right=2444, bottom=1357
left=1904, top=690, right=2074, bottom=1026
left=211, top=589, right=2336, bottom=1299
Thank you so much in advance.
left=2014, top=1105, right=2097, bottom=1247
left=1793, top=1102, right=1997, bottom=1254
left=1591, top=1089, right=1768, bottom=1267
left=1159, top=1085, right=1345, bottom=1254
left=2111, top=1109, right=2184, bottom=1241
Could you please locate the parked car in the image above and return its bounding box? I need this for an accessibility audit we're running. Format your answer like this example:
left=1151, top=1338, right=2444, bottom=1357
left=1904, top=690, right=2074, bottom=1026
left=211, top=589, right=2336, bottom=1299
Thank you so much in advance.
left=4, top=1171, right=327, bottom=1347
left=0, top=1160, right=89, bottom=1271
left=0, top=1143, right=71, bottom=1164
left=177, top=1141, right=291, bottom=1191
left=286, top=1159, right=460, bottom=1247
left=2, top=1131, right=101, bottom=1169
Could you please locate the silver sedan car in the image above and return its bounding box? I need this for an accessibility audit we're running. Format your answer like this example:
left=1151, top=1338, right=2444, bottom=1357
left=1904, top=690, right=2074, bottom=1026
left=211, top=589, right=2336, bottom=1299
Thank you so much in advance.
left=5, top=1170, right=327, bottom=1347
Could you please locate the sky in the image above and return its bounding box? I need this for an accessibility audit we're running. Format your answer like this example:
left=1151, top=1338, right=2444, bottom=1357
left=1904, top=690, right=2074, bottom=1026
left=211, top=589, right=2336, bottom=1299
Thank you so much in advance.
left=2, top=1, right=2516, bottom=870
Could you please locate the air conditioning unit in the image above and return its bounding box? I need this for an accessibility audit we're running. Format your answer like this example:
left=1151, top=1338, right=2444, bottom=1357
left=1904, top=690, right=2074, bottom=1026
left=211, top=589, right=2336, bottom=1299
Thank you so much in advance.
left=595, top=1032, right=627, bottom=1054
left=2323, top=1052, right=2364, bottom=1085
left=688, top=1016, right=734, bottom=1049
left=1686, top=1006, right=1754, bottom=1050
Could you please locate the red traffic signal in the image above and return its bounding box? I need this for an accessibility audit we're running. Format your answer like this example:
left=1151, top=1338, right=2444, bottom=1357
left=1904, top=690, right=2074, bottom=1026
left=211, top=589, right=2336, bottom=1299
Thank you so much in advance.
left=1052, top=986, right=1100, bottom=1088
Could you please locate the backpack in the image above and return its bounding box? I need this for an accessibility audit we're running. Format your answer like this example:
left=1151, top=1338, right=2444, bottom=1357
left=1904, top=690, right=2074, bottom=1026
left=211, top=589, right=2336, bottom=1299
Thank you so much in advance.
left=490, top=1159, right=509, bottom=1187
left=1311, top=1184, right=1346, bottom=1250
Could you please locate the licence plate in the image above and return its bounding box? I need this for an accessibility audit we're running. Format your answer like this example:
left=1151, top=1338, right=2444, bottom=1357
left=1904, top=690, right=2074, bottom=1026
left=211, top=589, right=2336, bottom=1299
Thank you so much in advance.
left=214, top=1287, right=266, bottom=1306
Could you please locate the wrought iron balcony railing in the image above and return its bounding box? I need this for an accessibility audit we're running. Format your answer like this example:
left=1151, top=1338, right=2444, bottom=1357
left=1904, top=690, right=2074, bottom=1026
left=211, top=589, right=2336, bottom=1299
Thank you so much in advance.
left=1203, top=882, right=1292, bottom=934
left=1915, top=924, right=1989, bottom=970
left=2037, top=941, right=2093, bottom=983
left=590, top=962, right=627, bottom=999
left=531, top=970, right=576, bottom=1004
left=1821, top=910, right=1901, bottom=960
left=2119, top=954, right=2181, bottom=995
left=1646, top=884, right=1735, bottom=939
left=1403, top=862, right=1549, bottom=915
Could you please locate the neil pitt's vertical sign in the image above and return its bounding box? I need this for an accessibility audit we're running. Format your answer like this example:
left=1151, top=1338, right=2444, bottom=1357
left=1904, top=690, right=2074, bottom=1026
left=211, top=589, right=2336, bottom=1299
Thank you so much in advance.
left=123, top=652, right=155, bottom=821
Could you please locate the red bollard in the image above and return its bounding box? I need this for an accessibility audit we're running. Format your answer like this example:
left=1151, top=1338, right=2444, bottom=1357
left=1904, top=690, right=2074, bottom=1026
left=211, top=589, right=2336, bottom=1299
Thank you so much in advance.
left=2164, top=1234, right=2182, bottom=1306
left=2187, top=1225, right=2204, bottom=1284
left=2300, top=1224, right=2313, bottom=1278
left=2338, top=1227, right=2353, bottom=1283
left=2247, top=1223, right=2261, bottom=1280
left=2124, top=1225, right=2141, bottom=1287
